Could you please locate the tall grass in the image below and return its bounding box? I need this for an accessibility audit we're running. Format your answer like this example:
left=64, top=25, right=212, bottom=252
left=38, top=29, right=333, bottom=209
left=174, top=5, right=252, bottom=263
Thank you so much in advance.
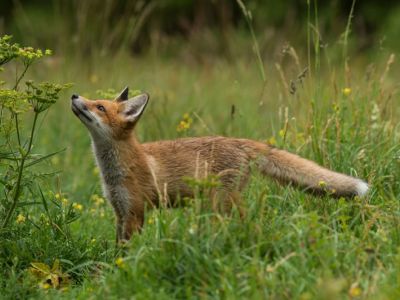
left=1, top=3, right=400, bottom=300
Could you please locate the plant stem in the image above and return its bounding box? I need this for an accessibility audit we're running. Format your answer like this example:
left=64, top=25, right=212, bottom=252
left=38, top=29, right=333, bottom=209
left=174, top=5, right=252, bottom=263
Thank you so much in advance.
left=307, top=0, right=311, bottom=78
left=13, top=63, right=30, bottom=90
left=313, top=0, right=320, bottom=80
left=343, top=0, right=356, bottom=71
left=248, top=21, right=266, bottom=82
left=236, top=0, right=266, bottom=82
left=2, top=112, right=39, bottom=228
left=12, top=63, right=30, bottom=147
left=15, top=114, right=21, bottom=147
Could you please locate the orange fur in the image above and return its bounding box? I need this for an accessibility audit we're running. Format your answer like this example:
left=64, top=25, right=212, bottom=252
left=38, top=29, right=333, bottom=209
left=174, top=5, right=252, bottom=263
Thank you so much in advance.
left=71, top=88, right=368, bottom=242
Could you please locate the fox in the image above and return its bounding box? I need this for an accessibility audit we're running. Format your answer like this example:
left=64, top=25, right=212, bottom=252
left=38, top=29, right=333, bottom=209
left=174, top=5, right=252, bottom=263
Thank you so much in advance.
left=71, top=87, right=369, bottom=242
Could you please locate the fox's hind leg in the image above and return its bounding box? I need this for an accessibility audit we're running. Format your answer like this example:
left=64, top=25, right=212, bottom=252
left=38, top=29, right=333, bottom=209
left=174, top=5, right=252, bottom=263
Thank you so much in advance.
left=223, top=190, right=245, bottom=218
left=213, top=168, right=248, bottom=218
left=211, top=189, right=245, bottom=218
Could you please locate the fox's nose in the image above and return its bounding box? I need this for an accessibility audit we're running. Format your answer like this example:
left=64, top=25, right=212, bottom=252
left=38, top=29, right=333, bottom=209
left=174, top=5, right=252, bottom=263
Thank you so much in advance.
left=71, top=94, right=79, bottom=100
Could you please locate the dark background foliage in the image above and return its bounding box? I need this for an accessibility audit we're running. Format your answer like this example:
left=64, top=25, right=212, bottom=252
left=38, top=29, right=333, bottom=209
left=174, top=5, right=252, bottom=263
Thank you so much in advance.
left=1, top=0, right=400, bottom=57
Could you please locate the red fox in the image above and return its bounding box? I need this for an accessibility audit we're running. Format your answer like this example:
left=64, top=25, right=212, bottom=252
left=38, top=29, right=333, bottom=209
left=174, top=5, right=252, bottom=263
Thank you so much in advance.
left=71, top=87, right=368, bottom=242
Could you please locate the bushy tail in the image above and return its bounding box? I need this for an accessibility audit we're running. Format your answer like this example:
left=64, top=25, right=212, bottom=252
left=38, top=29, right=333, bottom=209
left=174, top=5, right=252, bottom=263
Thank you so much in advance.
left=256, top=147, right=368, bottom=197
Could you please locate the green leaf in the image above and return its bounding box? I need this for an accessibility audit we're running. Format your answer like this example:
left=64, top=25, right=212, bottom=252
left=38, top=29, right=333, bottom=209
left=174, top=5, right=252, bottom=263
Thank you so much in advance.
left=30, top=262, right=51, bottom=274
left=25, top=148, right=66, bottom=168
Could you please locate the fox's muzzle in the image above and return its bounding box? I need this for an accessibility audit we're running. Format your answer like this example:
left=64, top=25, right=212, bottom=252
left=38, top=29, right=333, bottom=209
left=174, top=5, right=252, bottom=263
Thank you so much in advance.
left=71, top=95, right=92, bottom=122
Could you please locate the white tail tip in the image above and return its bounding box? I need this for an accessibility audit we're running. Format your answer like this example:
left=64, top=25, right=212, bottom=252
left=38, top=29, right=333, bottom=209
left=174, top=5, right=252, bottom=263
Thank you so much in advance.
left=356, top=181, right=369, bottom=197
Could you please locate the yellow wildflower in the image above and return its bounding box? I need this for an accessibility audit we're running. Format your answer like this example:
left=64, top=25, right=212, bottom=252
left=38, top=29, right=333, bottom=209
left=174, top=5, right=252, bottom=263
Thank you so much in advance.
left=72, top=202, right=83, bottom=211
left=349, top=284, right=361, bottom=297
left=16, top=214, right=26, bottom=224
left=55, top=193, right=61, bottom=200
left=176, top=113, right=193, bottom=132
left=39, top=282, right=51, bottom=289
left=62, top=198, right=68, bottom=205
left=267, top=136, right=276, bottom=146
left=342, top=87, right=352, bottom=96
left=318, top=180, right=326, bottom=187
left=18, top=46, right=45, bottom=60
left=115, top=257, right=125, bottom=268
left=91, top=194, right=105, bottom=206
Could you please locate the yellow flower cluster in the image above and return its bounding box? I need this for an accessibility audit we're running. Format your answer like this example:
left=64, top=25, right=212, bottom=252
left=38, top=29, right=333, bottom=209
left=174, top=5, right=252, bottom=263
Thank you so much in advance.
left=16, top=214, right=26, bottom=224
left=115, top=257, right=125, bottom=268
left=72, top=202, right=83, bottom=211
left=39, top=282, right=51, bottom=289
left=18, top=47, right=52, bottom=61
left=55, top=193, right=69, bottom=205
left=0, top=89, right=29, bottom=113
left=91, top=194, right=105, bottom=206
left=267, top=136, right=277, bottom=145
left=89, top=208, right=106, bottom=218
left=342, top=87, right=352, bottom=96
left=348, top=284, right=361, bottom=297
left=89, top=194, right=106, bottom=217
left=318, top=180, right=326, bottom=188
left=176, top=113, right=193, bottom=132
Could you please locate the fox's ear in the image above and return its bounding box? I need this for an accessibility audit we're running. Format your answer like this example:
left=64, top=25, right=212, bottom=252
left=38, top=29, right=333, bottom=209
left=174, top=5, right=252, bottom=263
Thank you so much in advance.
left=122, top=93, right=149, bottom=124
left=115, top=86, right=129, bottom=102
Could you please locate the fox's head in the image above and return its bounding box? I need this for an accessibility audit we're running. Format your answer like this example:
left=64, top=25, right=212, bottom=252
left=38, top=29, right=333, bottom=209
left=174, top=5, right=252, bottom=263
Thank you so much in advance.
left=71, top=87, right=149, bottom=140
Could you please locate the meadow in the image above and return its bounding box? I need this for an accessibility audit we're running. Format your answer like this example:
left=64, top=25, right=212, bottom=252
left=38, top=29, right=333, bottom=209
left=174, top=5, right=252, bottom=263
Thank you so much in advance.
left=1, top=7, right=400, bottom=299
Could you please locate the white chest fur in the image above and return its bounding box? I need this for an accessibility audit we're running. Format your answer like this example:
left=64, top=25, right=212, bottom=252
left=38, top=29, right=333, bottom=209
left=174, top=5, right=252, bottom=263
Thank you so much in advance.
left=91, top=140, right=131, bottom=218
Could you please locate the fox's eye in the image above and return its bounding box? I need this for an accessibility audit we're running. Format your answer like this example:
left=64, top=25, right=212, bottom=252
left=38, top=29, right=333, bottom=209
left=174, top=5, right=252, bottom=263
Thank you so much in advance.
left=97, top=105, right=106, bottom=112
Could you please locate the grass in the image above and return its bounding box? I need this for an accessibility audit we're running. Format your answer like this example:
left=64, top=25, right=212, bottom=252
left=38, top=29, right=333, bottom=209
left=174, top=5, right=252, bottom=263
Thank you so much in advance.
left=1, top=29, right=400, bottom=299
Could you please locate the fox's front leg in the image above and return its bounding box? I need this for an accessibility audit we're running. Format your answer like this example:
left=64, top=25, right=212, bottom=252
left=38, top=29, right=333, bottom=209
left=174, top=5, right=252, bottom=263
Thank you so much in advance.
left=122, top=203, right=145, bottom=240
